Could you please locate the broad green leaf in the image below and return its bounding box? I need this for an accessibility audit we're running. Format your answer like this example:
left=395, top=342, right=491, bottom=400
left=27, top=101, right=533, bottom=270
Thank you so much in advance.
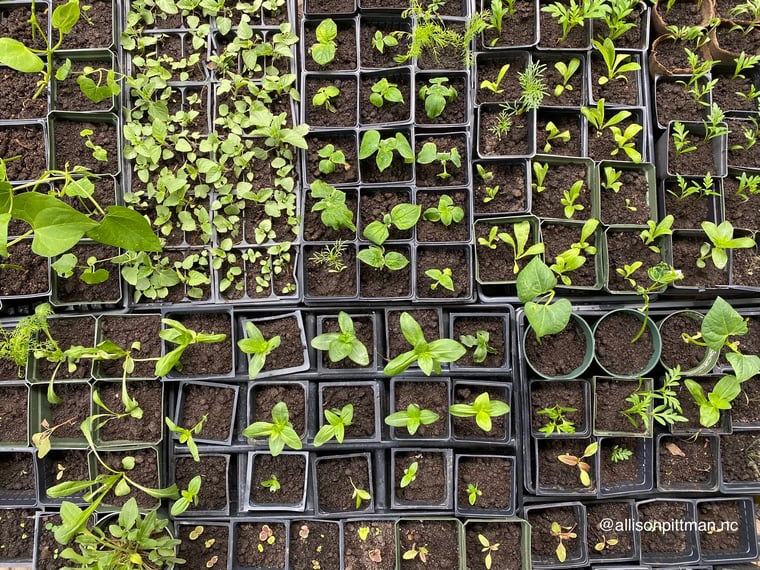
left=525, top=298, right=572, bottom=341
left=0, top=212, right=10, bottom=257
left=727, top=352, right=760, bottom=383
left=363, top=220, right=389, bottom=245
left=399, top=312, right=426, bottom=347
left=702, top=297, right=747, bottom=351
left=517, top=257, right=557, bottom=302
left=0, top=38, right=44, bottom=73
left=384, top=251, right=409, bottom=270
left=30, top=206, right=98, bottom=257
left=86, top=206, right=162, bottom=252
left=52, top=0, right=80, bottom=33
left=390, top=203, right=421, bottom=230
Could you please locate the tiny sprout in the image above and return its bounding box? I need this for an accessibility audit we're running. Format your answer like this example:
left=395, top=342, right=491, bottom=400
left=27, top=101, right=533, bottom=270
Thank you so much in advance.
left=400, top=460, right=419, bottom=488
left=205, top=538, right=216, bottom=548
left=479, top=534, right=500, bottom=570
left=261, top=474, right=281, bottom=493
left=594, top=535, right=619, bottom=552
left=551, top=522, right=577, bottom=563
left=189, top=525, right=204, bottom=540
left=206, top=555, right=218, bottom=568
left=467, top=482, right=482, bottom=506
left=611, top=444, right=633, bottom=462
left=368, top=548, right=382, bottom=563
left=259, top=525, right=273, bottom=542
left=350, top=477, right=371, bottom=509
left=558, top=442, right=599, bottom=487
left=358, top=526, right=370, bottom=541
left=299, top=524, right=310, bottom=539
left=403, top=543, right=429, bottom=563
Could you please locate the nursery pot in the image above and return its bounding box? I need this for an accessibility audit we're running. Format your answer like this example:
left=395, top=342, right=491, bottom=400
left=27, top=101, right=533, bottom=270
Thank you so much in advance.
left=523, top=312, right=594, bottom=380
left=657, top=310, right=719, bottom=375
left=592, top=308, right=662, bottom=379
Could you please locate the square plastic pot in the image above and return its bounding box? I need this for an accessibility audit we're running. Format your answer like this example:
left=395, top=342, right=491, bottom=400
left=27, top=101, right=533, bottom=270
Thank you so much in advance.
left=454, top=454, right=516, bottom=517
left=174, top=381, right=238, bottom=446
left=172, top=452, right=231, bottom=517
left=598, top=436, right=654, bottom=498
left=656, top=433, right=720, bottom=493
left=451, top=379, right=512, bottom=445
left=656, top=120, right=728, bottom=179
left=388, top=377, right=452, bottom=442
left=313, top=452, right=375, bottom=516
left=316, top=380, right=382, bottom=444
left=592, top=376, right=653, bottom=437
left=523, top=501, right=588, bottom=568
left=242, top=450, right=309, bottom=512
left=534, top=436, right=599, bottom=497
left=529, top=378, right=593, bottom=439
left=395, top=517, right=464, bottom=569
left=238, top=311, right=310, bottom=379
left=696, top=496, right=758, bottom=563
left=390, top=448, right=453, bottom=510
left=463, top=518, right=532, bottom=570
left=448, top=310, right=511, bottom=373
left=233, top=519, right=290, bottom=570
left=246, top=380, right=309, bottom=448
left=636, top=498, right=700, bottom=566
left=313, top=312, right=380, bottom=374
left=175, top=520, right=233, bottom=570
left=93, top=313, right=162, bottom=380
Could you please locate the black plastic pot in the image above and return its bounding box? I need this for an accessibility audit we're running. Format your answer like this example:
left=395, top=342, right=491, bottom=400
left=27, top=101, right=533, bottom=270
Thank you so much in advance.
left=656, top=433, right=720, bottom=493
left=174, top=380, right=239, bottom=446
left=316, top=380, right=383, bottom=444
left=598, top=436, right=654, bottom=498
left=390, top=448, right=453, bottom=510
left=388, top=377, right=452, bottom=442
left=523, top=501, right=589, bottom=568
left=454, top=453, right=517, bottom=517
left=313, top=451, right=375, bottom=516
left=241, top=450, right=309, bottom=512
left=696, top=496, right=759, bottom=564
left=636, top=498, right=699, bottom=566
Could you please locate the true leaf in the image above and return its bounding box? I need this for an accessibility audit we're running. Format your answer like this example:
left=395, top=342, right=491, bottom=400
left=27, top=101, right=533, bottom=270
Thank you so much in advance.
left=86, top=206, right=163, bottom=252
left=0, top=38, right=44, bottom=73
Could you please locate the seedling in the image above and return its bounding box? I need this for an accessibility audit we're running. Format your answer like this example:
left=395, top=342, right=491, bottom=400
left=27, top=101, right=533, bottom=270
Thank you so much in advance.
left=237, top=321, right=281, bottom=379
left=383, top=312, right=466, bottom=376
left=349, top=477, right=371, bottom=509
left=416, top=143, right=462, bottom=180
left=601, top=0, right=639, bottom=40
left=357, top=245, right=410, bottom=271
left=310, top=181, right=356, bottom=232
left=369, top=77, right=404, bottom=107
left=402, top=542, right=429, bottom=563
left=488, top=0, right=514, bottom=45
left=165, top=415, right=207, bottom=462
left=309, top=240, right=349, bottom=273
left=480, top=63, right=510, bottom=94
left=611, top=122, right=643, bottom=162
left=171, top=475, right=202, bottom=516
left=592, top=37, right=641, bottom=85
left=551, top=522, right=577, bottom=563
left=310, top=19, right=337, bottom=66
left=459, top=330, right=498, bottom=363
left=736, top=171, right=760, bottom=200
left=517, top=257, right=572, bottom=341
left=537, top=405, right=577, bottom=436
left=317, top=144, right=349, bottom=175
left=518, top=61, right=548, bottom=111
left=476, top=164, right=500, bottom=203
left=601, top=165, right=623, bottom=193
left=582, top=99, right=631, bottom=136
left=733, top=51, right=760, bottom=80
left=610, top=444, right=632, bottom=462
left=532, top=161, right=549, bottom=193
left=423, top=194, right=464, bottom=225
left=676, top=49, right=717, bottom=107
left=620, top=369, right=688, bottom=430
left=541, top=0, right=608, bottom=43
left=311, top=312, right=370, bottom=366
left=363, top=202, right=421, bottom=245
left=425, top=267, right=454, bottom=291
left=312, top=85, right=340, bottom=113
left=419, top=77, right=457, bottom=119
left=671, top=122, right=697, bottom=155
left=31, top=417, right=77, bottom=458
left=696, top=221, right=756, bottom=270
left=372, top=30, right=398, bottom=53
left=561, top=180, right=585, bottom=219
left=358, top=130, right=415, bottom=173
left=639, top=215, right=674, bottom=253
left=479, top=534, right=500, bottom=569
left=594, top=535, right=619, bottom=552
left=155, top=319, right=227, bottom=377
left=80, top=129, right=108, bottom=162
left=544, top=121, right=572, bottom=153
left=489, top=104, right=514, bottom=140
left=242, top=401, right=302, bottom=456
left=261, top=474, right=281, bottom=493
left=384, top=403, right=440, bottom=435
left=702, top=103, right=729, bottom=141
left=467, top=483, right=482, bottom=505
left=552, top=58, right=581, bottom=97
left=313, top=404, right=353, bottom=446
left=477, top=221, right=545, bottom=274
left=668, top=173, right=718, bottom=200
left=729, top=116, right=760, bottom=152
left=400, top=460, right=419, bottom=488
left=557, top=441, right=598, bottom=487
left=449, top=392, right=510, bottom=432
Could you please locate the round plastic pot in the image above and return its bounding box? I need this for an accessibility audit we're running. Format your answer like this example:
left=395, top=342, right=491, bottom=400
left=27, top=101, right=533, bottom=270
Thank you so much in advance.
left=592, top=308, right=662, bottom=379
left=524, top=312, right=595, bottom=380
left=657, top=310, right=719, bottom=375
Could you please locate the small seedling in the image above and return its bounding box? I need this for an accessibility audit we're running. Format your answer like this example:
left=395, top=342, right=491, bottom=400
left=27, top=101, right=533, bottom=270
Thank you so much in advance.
left=402, top=542, right=429, bottom=563
left=477, top=221, right=544, bottom=274
left=357, top=245, right=410, bottom=271
left=697, top=221, right=756, bottom=270
left=31, top=417, right=77, bottom=458
left=370, top=77, right=404, bottom=107
left=80, top=129, right=108, bottom=162
left=459, top=330, right=498, bottom=363
left=317, top=143, right=349, bottom=175
left=592, top=37, right=641, bottom=85
left=309, top=240, right=349, bottom=273
left=358, top=130, right=415, bottom=173
left=165, top=414, right=207, bottom=462
left=423, top=194, right=464, bottom=225
left=383, top=312, right=466, bottom=376
left=261, top=474, right=281, bottom=493
left=372, top=30, right=398, bottom=53
left=557, top=441, right=598, bottom=487
left=544, top=121, right=571, bottom=153
left=561, top=179, right=585, bottom=219
left=400, top=460, right=419, bottom=488
left=363, top=202, right=421, bottom=245
left=671, top=121, right=697, bottom=155
left=237, top=321, right=281, bottom=379
left=449, top=392, right=510, bottom=432
left=313, top=85, right=340, bottom=113
left=610, top=444, right=632, bottom=462
left=313, top=403, right=353, bottom=446
left=532, top=161, right=549, bottom=193
left=171, top=475, right=202, bottom=516
left=479, top=534, right=500, bottom=569
left=480, top=63, right=510, bottom=94
left=416, top=143, right=462, bottom=180
left=425, top=267, right=454, bottom=291
left=310, top=19, right=337, bottom=66
left=594, top=535, right=619, bottom=552
left=350, top=477, right=371, bottom=509
left=467, top=483, right=482, bottom=506
left=155, top=319, right=227, bottom=377
left=553, top=58, right=581, bottom=97
left=537, top=405, right=577, bottom=436
left=384, top=403, right=440, bottom=435
left=419, top=76, right=457, bottom=119
left=310, top=180, right=356, bottom=232
left=551, top=522, right=577, bottom=563
left=310, top=311, right=370, bottom=366
left=242, top=401, right=302, bottom=456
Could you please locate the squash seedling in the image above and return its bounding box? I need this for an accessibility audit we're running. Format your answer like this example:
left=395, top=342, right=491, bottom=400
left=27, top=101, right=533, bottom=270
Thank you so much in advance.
left=309, top=18, right=337, bottom=66
left=449, top=392, right=510, bottom=432
left=358, top=130, right=415, bottom=173
left=384, top=403, right=440, bottom=435
left=242, top=401, right=302, bottom=456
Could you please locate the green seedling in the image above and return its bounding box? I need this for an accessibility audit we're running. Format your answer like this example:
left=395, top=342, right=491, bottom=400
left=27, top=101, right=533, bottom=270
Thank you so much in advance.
left=423, top=194, right=464, bottom=226
left=369, top=77, right=404, bottom=107
left=311, top=312, right=369, bottom=366
left=697, top=221, right=756, bottom=270
left=155, top=319, right=227, bottom=377
left=261, top=474, right=281, bottom=493
left=313, top=404, right=353, bottom=446
left=358, top=130, right=415, bottom=173
left=544, top=121, right=572, bottom=153
left=384, top=404, right=440, bottom=435
left=537, top=405, right=577, bottom=436
left=356, top=245, right=409, bottom=271
left=517, top=257, right=572, bottom=341
left=425, top=267, right=454, bottom=291
left=557, top=441, right=598, bottom=487
left=449, top=392, right=510, bottom=432
left=310, top=18, right=337, bottom=66
left=312, top=85, right=340, bottom=113
left=363, top=202, right=421, bottom=245
left=242, top=401, right=302, bottom=456
left=467, top=483, right=482, bottom=505
left=592, top=37, right=641, bottom=84
left=165, top=415, right=207, bottom=462
left=459, top=330, right=497, bottom=363
left=480, top=63, right=510, bottom=94
left=372, top=30, right=398, bottom=53
left=171, top=475, right=202, bottom=517
left=383, top=312, right=466, bottom=376
left=309, top=240, right=349, bottom=273
left=419, top=77, right=457, bottom=119
left=400, top=460, right=418, bottom=488
left=553, top=58, right=581, bottom=97
left=350, top=477, right=371, bottom=509
left=416, top=143, right=462, bottom=180
left=310, top=180, right=356, bottom=232
left=610, top=445, right=632, bottom=462
left=477, top=221, right=544, bottom=274
left=237, top=322, right=281, bottom=379
left=317, top=143, right=349, bottom=175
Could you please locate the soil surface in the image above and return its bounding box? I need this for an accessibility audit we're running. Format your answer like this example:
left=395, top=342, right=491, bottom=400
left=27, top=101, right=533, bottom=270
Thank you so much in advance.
left=306, top=133, right=359, bottom=185
left=343, top=520, right=396, bottom=570
left=537, top=438, right=597, bottom=492
left=599, top=167, right=652, bottom=225
left=457, top=455, right=513, bottom=511
left=525, top=317, right=589, bottom=377
left=658, top=435, right=717, bottom=488
left=177, top=524, right=229, bottom=570
left=33, top=316, right=96, bottom=381
left=0, top=385, right=28, bottom=444
left=97, top=314, right=162, bottom=378
left=473, top=160, right=528, bottom=215
left=0, top=124, right=47, bottom=181
left=250, top=453, right=306, bottom=505
left=464, top=520, right=524, bottom=570
left=638, top=500, right=692, bottom=555
left=360, top=244, right=412, bottom=297
left=527, top=505, right=582, bottom=562
left=659, top=312, right=709, bottom=371
left=537, top=111, right=583, bottom=156
left=482, top=0, right=537, bottom=47
left=321, top=383, right=376, bottom=438
left=316, top=454, right=372, bottom=513
left=452, top=315, right=506, bottom=368
left=397, top=519, right=461, bottom=569
left=306, top=76, right=358, bottom=128
left=606, top=230, right=664, bottom=291
left=415, top=246, right=470, bottom=299
left=416, top=191, right=469, bottom=242
left=0, top=507, right=36, bottom=561
left=96, top=380, right=162, bottom=443
left=587, top=501, right=635, bottom=560
left=40, top=382, right=90, bottom=440
left=698, top=500, right=743, bottom=554
left=386, top=309, right=439, bottom=359
left=236, top=521, right=287, bottom=568
left=532, top=163, right=592, bottom=220
left=97, top=449, right=159, bottom=508
left=541, top=222, right=599, bottom=287
left=594, top=311, right=655, bottom=376
left=54, top=119, right=119, bottom=175
left=599, top=437, right=646, bottom=490
left=175, top=455, right=228, bottom=512
left=478, top=107, right=531, bottom=157
left=0, top=68, right=48, bottom=119
left=178, top=382, right=236, bottom=441
left=720, top=431, right=760, bottom=484
left=305, top=22, right=357, bottom=72
left=530, top=379, right=588, bottom=435
left=53, top=243, right=122, bottom=304
left=290, top=520, right=341, bottom=570
left=594, top=377, right=649, bottom=434
left=41, top=448, right=89, bottom=499
left=671, top=233, right=729, bottom=289
left=305, top=244, right=358, bottom=298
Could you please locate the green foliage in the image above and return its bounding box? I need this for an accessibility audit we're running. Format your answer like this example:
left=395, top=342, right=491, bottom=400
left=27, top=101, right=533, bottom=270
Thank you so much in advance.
left=459, top=330, right=498, bottom=363
left=541, top=0, right=608, bottom=43
left=363, top=202, right=420, bottom=245
left=309, top=240, right=349, bottom=273
left=639, top=215, right=674, bottom=253
left=171, top=475, right=202, bottom=516
left=370, top=77, right=404, bottom=107
left=592, top=37, right=641, bottom=84
left=423, top=194, right=464, bottom=225
left=425, top=267, right=454, bottom=291
left=310, top=180, right=356, bottom=232
left=154, top=318, right=227, bottom=377
left=537, top=404, right=578, bottom=436
left=165, top=414, right=207, bottom=462
left=372, top=30, right=398, bottom=53
left=384, top=312, right=466, bottom=376
left=418, top=77, right=457, bottom=119
left=480, top=63, right=510, bottom=94
left=611, top=444, right=633, bottom=462
left=350, top=477, right=371, bottom=509
left=468, top=483, right=482, bottom=505
left=400, top=460, right=418, bottom=488
left=517, top=257, right=573, bottom=342
left=311, top=312, right=370, bottom=366
left=697, top=221, right=756, bottom=270
left=552, top=58, right=581, bottom=97
left=601, top=0, right=639, bottom=40
left=310, top=18, right=337, bottom=66
left=477, top=220, right=544, bottom=274
left=312, top=85, right=340, bottom=113
left=544, top=121, right=571, bottom=153
left=581, top=99, right=631, bottom=134
left=242, top=401, right=302, bottom=456
left=0, top=302, right=55, bottom=371
left=561, top=180, right=585, bottom=219
left=237, top=321, right=281, bottom=379
left=416, top=143, right=462, bottom=180
left=384, top=403, right=440, bottom=435
left=317, top=143, right=348, bottom=175
left=314, top=404, right=353, bottom=446
left=357, top=245, right=410, bottom=271
left=449, top=392, right=511, bottom=432
left=358, top=130, right=415, bottom=173
left=620, top=369, right=687, bottom=430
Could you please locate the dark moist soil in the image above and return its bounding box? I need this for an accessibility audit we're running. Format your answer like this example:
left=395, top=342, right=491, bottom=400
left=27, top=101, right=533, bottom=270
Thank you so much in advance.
left=305, top=76, right=358, bottom=128
left=655, top=79, right=707, bottom=127
left=415, top=134, right=468, bottom=187
left=179, top=382, right=236, bottom=441
left=671, top=233, right=729, bottom=289
left=169, top=313, right=233, bottom=376
left=343, top=520, right=396, bottom=570
left=587, top=502, right=635, bottom=560
left=0, top=385, right=27, bottom=444
left=528, top=505, right=582, bottom=561
left=531, top=380, right=587, bottom=435
left=303, top=188, right=357, bottom=240
left=305, top=0, right=354, bottom=13
left=57, top=0, right=113, bottom=48
left=394, top=450, right=447, bottom=503
left=525, top=318, right=589, bottom=377
left=594, top=378, right=649, bottom=434
left=713, top=23, right=760, bottom=58
left=538, top=6, right=590, bottom=49
left=54, top=119, right=119, bottom=175
left=655, top=0, right=708, bottom=28
left=416, top=24, right=468, bottom=70
left=416, top=247, right=469, bottom=299
left=542, top=223, right=598, bottom=287
left=250, top=453, right=306, bottom=505
left=667, top=132, right=719, bottom=177
left=320, top=316, right=375, bottom=370
left=475, top=222, right=524, bottom=283
left=0, top=508, right=35, bottom=560
left=306, top=133, right=359, bottom=185
left=600, top=168, right=652, bottom=225
left=40, top=382, right=90, bottom=440
left=54, top=59, right=114, bottom=112
left=638, top=500, right=691, bottom=555
left=386, top=309, right=439, bottom=359
left=465, top=521, right=523, bottom=570
left=482, top=0, right=537, bottom=47
left=725, top=175, right=760, bottom=230
left=0, top=69, right=47, bottom=119
left=651, top=37, right=705, bottom=74
left=658, top=435, right=717, bottom=488
left=175, top=455, right=228, bottom=512
left=290, top=520, right=341, bottom=570
left=660, top=313, right=709, bottom=371
left=96, top=380, right=162, bottom=443
left=537, top=438, right=597, bottom=492
left=606, top=230, right=664, bottom=291
left=476, top=55, right=526, bottom=105
left=0, top=124, right=47, bottom=181
left=360, top=245, right=412, bottom=298
left=251, top=383, right=306, bottom=436
left=731, top=385, right=760, bottom=426
left=0, top=452, right=34, bottom=494
left=0, top=4, right=48, bottom=48
left=305, top=244, right=358, bottom=298
left=452, top=315, right=506, bottom=368
left=720, top=431, right=760, bottom=483
left=98, top=449, right=159, bottom=508
left=452, top=383, right=509, bottom=440
left=34, top=316, right=96, bottom=381
left=54, top=243, right=122, bottom=304
left=154, top=35, right=207, bottom=82
left=97, top=314, right=162, bottom=378
left=473, top=160, right=528, bottom=215
left=397, top=519, right=461, bottom=569
left=715, top=80, right=760, bottom=117
left=321, top=384, right=376, bottom=438
left=675, top=376, right=723, bottom=431
left=586, top=115, right=642, bottom=163
left=590, top=53, right=641, bottom=106
left=537, top=112, right=583, bottom=156
left=41, top=449, right=89, bottom=498
left=360, top=72, right=412, bottom=125
left=305, top=22, right=357, bottom=72
left=236, top=521, right=287, bottom=569
left=178, top=524, right=229, bottom=570
left=599, top=437, right=645, bottom=488
left=532, top=163, right=591, bottom=220
left=317, top=455, right=372, bottom=513
left=358, top=18, right=410, bottom=69
left=392, top=380, right=449, bottom=439
left=594, top=312, right=655, bottom=376
left=249, top=315, right=306, bottom=373
left=478, top=108, right=531, bottom=157
left=698, top=500, right=743, bottom=554
left=457, top=456, right=513, bottom=511
left=663, top=187, right=715, bottom=229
